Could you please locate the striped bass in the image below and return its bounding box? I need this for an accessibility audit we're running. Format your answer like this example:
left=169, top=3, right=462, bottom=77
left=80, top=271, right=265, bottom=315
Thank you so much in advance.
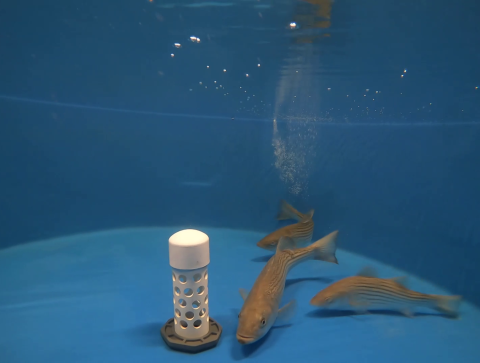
left=310, top=267, right=462, bottom=318
left=237, top=230, right=339, bottom=344
left=256, top=200, right=315, bottom=251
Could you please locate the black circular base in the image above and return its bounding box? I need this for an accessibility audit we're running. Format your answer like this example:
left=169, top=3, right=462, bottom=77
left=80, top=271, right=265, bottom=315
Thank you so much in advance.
left=160, top=317, right=222, bottom=354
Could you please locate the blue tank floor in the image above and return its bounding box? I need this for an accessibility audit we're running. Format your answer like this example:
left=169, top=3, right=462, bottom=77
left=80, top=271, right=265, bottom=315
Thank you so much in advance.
left=0, top=227, right=479, bottom=362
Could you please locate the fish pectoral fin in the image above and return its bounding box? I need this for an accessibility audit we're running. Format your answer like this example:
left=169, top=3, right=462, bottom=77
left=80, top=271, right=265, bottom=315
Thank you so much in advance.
left=400, top=309, right=414, bottom=318
left=239, top=288, right=249, bottom=301
left=277, top=236, right=296, bottom=253
left=275, top=300, right=297, bottom=326
left=349, top=297, right=369, bottom=315
left=356, top=266, right=378, bottom=278
left=354, top=309, right=369, bottom=315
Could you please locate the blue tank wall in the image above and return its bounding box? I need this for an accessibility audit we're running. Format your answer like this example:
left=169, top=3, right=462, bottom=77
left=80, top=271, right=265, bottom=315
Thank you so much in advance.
left=1, top=0, right=479, bottom=311
left=1, top=100, right=479, bottom=306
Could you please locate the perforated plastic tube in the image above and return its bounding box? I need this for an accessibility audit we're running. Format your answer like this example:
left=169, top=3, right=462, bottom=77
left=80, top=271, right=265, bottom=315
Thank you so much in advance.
left=169, top=229, right=210, bottom=339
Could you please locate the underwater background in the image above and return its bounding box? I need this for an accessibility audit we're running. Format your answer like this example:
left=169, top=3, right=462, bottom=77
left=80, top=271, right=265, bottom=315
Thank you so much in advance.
left=1, top=0, right=479, bottom=362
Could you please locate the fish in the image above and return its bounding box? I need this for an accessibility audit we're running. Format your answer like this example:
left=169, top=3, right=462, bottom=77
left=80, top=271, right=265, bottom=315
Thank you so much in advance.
left=309, top=267, right=462, bottom=318
left=256, top=200, right=315, bottom=251
left=237, top=230, right=339, bottom=345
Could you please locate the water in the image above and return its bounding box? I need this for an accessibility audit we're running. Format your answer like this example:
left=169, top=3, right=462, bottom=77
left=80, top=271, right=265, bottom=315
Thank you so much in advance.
left=1, top=0, right=480, bottom=361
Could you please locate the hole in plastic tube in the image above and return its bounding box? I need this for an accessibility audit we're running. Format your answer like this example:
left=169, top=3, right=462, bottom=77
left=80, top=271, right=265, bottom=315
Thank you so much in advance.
left=174, top=286, right=180, bottom=296
left=185, top=311, right=194, bottom=320
left=204, top=271, right=208, bottom=280
left=179, top=275, right=187, bottom=284
left=192, top=300, right=201, bottom=309
left=199, top=308, right=206, bottom=317
left=193, top=273, right=201, bottom=282
left=179, top=299, right=186, bottom=307
left=172, top=273, right=176, bottom=282
left=193, top=320, right=202, bottom=328
left=180, top=320, right=188, bottom=329
left=184, top=288, right=193, bottom=297
left=175, top=309, right=181, bottom=317
left=197, top=286, right=205, bottom=295
left=205, top=295, right=208, bottom=304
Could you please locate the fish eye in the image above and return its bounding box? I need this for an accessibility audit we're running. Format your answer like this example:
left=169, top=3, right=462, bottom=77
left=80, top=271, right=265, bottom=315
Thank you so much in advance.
left=261, top=318, right=266, bottom=326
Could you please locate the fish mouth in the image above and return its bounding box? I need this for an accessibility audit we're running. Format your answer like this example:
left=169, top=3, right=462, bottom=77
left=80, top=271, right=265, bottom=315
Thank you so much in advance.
left=236, top=334, right=255, bottom=345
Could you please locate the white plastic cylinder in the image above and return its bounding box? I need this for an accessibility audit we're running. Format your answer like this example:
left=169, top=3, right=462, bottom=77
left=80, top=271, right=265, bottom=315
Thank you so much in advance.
left=169, top=229, right=210, bottom=339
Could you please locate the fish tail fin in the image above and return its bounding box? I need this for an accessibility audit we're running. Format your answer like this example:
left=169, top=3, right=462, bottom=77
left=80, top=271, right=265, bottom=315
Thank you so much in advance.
left=311, top=230, right=339, bottom=264
left=301, top=209, right=315, bottom=223
left=434, top=295, right=462, bottom=317
left=276, top=200, right=308, bottom=221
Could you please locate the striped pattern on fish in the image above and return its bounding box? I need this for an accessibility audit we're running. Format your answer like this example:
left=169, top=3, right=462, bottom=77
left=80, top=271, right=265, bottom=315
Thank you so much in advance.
left=256, top=200, right=315, bottom=251
left=310, top=267, right=462, bottom=318
left=266, top=245, right=326, bottom=296
left=237, top=230, right=339, bottom=345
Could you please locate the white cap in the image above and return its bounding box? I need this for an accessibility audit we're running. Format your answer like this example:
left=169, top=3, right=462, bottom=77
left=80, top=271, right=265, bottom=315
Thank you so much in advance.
left=168, top=229, right=210, bottom=270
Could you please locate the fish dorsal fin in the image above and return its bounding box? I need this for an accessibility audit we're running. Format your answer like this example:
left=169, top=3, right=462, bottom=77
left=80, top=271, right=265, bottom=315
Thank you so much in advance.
left=390, top=276, right=408, bottom=288
left=239, top=288, right=249, bottom=301
left=300, top=209, right=315, bottom=223
left=357, top=266, right=378, bottom=278
left=277, top=236, right=296, bottom=253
